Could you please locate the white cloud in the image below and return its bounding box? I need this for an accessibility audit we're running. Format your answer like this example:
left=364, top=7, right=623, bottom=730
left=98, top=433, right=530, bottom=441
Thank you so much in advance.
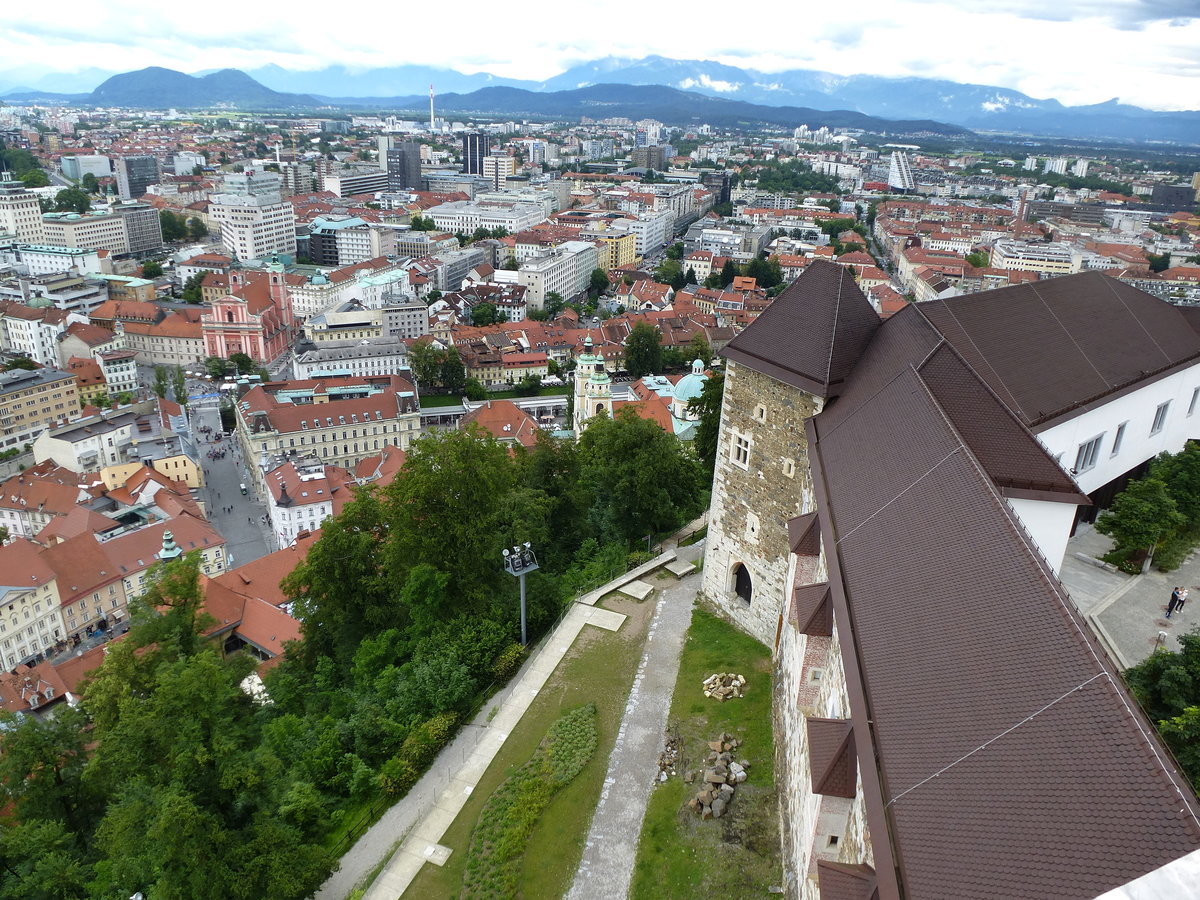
left=678, top=75, right=741, bottom=93
left=1, top=0, right=1197, bottom=110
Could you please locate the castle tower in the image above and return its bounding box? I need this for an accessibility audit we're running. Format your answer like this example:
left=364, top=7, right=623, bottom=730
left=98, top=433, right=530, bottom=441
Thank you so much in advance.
left=701, top=261, right=879, bottom=645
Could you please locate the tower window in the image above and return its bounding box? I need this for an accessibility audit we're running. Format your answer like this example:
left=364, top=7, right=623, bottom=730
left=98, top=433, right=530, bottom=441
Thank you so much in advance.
left=782, top=458, right=795, bottom=478
left=754, top=404, right=767, bottom=423
left=731, top=431, right=752, bottom=469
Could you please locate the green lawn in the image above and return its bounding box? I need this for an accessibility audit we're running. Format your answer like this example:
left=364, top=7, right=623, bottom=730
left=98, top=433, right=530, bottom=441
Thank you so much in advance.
left=630, top=606, right=780, bottom=900
left=405, top=593, right=655, bottom=899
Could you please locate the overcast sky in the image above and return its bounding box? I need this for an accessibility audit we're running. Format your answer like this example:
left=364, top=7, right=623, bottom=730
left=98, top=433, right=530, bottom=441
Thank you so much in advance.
left=3, top=0, right=1199, bottom=110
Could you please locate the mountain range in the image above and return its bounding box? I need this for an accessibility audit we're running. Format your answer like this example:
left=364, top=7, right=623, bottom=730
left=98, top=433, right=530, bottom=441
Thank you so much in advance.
left=3, top=56, right=1199, bottom=143
left=0, top=68, right=969, bottom=137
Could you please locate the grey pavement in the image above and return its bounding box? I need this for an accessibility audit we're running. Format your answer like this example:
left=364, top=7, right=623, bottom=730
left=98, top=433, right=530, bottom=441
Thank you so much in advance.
left=190, top=403, right=271, bottom=568
left=567, top=539, right=705, bottom=900
left=1059, top=523, right=1200, bottom=667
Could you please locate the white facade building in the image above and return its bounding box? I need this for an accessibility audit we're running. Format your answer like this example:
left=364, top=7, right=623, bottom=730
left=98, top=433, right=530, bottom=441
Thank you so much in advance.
left=0, top=177, right=47, bottom=244
left=517, top=241, right=599, bottom=310
left=426, top=201, right=547, bottom=235
left=210, top=198, right=297, bottom=262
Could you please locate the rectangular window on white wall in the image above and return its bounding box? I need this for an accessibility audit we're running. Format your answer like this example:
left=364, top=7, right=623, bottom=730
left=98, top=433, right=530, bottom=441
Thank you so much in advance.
left=1111, top=422, right=1127, bottom=456
left=1074, top=435, right=1104, bottom=473
left=1151, top=401, right=1170, bottom=435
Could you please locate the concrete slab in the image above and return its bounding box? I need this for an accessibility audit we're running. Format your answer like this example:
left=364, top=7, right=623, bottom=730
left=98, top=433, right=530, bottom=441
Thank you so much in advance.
left=617, top=579, right=655, bottom=601
left=665, top=558, right=697, bottom=578
left=586, top=607, right=627, bottom=632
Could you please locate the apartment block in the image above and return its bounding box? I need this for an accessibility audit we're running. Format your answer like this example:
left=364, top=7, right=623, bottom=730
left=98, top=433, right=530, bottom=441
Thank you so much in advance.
left=0, top=367, right=78, bottom=449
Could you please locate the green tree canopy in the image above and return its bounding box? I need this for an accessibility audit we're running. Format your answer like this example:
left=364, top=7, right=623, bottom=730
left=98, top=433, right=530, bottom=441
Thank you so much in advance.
left=160, top=209, right=187, bottom=242
left=1124, top=627, right=1200, bottom=790
left=470, top=302, right=503, bottom=327
left=141, top=260, right=164, bottom=278
left=53, top=187, right=90, bottom=213
left=80, top=172, right=99, bottom=193
left=182, top=272, right=206, bottom=303
left=624, top=321, right=663, bottom=378
left=1096, top=477, right=1185, bottom=558
left=578, top=407, right=706, bottom=544
left=590, top=267, right=610, bottom=296
left=688, top=371, right=724, bottom=475
left=152, top=365, right=170, bottom=399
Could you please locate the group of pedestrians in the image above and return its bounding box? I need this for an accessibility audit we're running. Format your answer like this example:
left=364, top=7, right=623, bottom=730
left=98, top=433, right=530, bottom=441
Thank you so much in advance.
left=1167, top=586, right=1190, bottom=619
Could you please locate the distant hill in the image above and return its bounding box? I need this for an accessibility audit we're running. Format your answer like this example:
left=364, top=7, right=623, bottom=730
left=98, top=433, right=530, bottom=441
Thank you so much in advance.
left=369, top=83, right=969, bottom=135
left=3, top=57, right=1198, bottom=142
left=1, top=68, right=968, bottom=136
left=87, top=67, right=316, bottom=108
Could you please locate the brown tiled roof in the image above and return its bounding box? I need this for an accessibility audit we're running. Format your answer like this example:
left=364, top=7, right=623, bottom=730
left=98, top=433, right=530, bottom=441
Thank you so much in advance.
left=212, top=532, right=318, bottom=610
left=817, top=861, right=879, bottom=900
left=807, top=717, right=856, bottom=798
left=918, top=272, right=1200, bottom=427
left=787, top=512, right=820, bottom=556
left=790, top=582, right=832, bottom=637
left=722, top=259, right=880, bottom=398
left=460, top=401, right=541, bottom=449
left=807, top=327, right=1200, bottom=895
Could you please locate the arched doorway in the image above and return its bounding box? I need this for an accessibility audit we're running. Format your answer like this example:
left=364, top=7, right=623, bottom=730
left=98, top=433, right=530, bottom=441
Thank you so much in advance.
left=733, top=563, right=752, bottom=605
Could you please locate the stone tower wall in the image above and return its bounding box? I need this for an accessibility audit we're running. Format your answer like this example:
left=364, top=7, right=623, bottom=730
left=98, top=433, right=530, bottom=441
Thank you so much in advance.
left=701, top=360, right=821, bottom=646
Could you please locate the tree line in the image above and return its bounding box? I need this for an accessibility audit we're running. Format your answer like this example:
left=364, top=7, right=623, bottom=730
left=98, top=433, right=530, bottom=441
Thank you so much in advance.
left=0, top=417, right=707, bottom=899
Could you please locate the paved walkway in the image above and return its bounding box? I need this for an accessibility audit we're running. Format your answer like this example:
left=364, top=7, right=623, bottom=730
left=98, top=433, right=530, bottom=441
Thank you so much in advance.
left=567, top=540, right=705, bottom=900
left=1059, top=523, right=1200, bottom=666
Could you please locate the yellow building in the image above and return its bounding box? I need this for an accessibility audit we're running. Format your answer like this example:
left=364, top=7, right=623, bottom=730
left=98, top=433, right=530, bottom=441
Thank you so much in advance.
left=0, top=367, right=79, bottom=451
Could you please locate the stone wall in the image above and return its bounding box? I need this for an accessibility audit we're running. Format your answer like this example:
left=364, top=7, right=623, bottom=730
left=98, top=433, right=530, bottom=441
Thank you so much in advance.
left=701, top=360, right=821, bottom=646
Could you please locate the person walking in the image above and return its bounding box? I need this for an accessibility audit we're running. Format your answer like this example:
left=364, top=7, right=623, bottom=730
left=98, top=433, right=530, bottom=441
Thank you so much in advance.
left=1178, top=588, right=1190, bottom=617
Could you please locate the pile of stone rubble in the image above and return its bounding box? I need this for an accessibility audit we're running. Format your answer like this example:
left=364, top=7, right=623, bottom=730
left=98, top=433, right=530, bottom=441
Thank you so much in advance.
left=684, top=732, right=750, bottom=818
left=702, top=672, right=746, bottom=701
left=657, top=733, right=680, bottom=781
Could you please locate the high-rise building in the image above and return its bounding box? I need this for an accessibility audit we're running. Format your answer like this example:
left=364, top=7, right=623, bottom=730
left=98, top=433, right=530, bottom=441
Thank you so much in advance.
left=887, top=151, right=915, bottom=192
left=0, top=174, right=46, bottom=243
left=462, top=132, right=491, bottom=175
left=114, top=155, right=160, bottom=201
left=482, top=150, right=517, bottom=190
left=387, top=143, right=423, bottom=191
left=210, top=172, right=296, bottom=261
left=699, top=170, right=732, bottom=205
left=630, top=145, right=668, bottom=171
left=111, top=201, right=164, bottom=255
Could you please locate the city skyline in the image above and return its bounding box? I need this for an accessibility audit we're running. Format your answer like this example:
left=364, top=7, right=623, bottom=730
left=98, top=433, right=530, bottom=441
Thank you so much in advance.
left=2, top=0, right=1199, bottom=112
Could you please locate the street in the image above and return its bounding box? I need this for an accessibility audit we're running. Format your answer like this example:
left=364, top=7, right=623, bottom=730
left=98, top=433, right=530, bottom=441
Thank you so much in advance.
left=189, top=399, right=271, bottom=569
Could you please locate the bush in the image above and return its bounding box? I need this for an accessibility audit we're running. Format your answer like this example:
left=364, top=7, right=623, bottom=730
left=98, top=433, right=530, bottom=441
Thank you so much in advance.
left=491, top=642, right=525, bottom=681
left=462, top=704, right=598, bottom=900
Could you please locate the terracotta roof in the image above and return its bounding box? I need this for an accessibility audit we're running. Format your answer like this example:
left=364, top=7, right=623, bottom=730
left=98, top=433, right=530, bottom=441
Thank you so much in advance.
left=722, top=259, right=880, bottom=398
left=212, top=531, right=318, bottom=609
left=461, top=401, right=541, bottom=449
left=64, top=321, right=118, bottom=347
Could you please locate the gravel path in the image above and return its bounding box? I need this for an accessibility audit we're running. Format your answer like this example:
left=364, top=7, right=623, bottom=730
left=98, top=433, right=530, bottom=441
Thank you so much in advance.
left=566, top=541, right=704, bottom=900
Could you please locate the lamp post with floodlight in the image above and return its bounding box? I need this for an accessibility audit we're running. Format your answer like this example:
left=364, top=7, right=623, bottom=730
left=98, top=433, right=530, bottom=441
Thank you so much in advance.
left=502, top=542, right=538, bottom=646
